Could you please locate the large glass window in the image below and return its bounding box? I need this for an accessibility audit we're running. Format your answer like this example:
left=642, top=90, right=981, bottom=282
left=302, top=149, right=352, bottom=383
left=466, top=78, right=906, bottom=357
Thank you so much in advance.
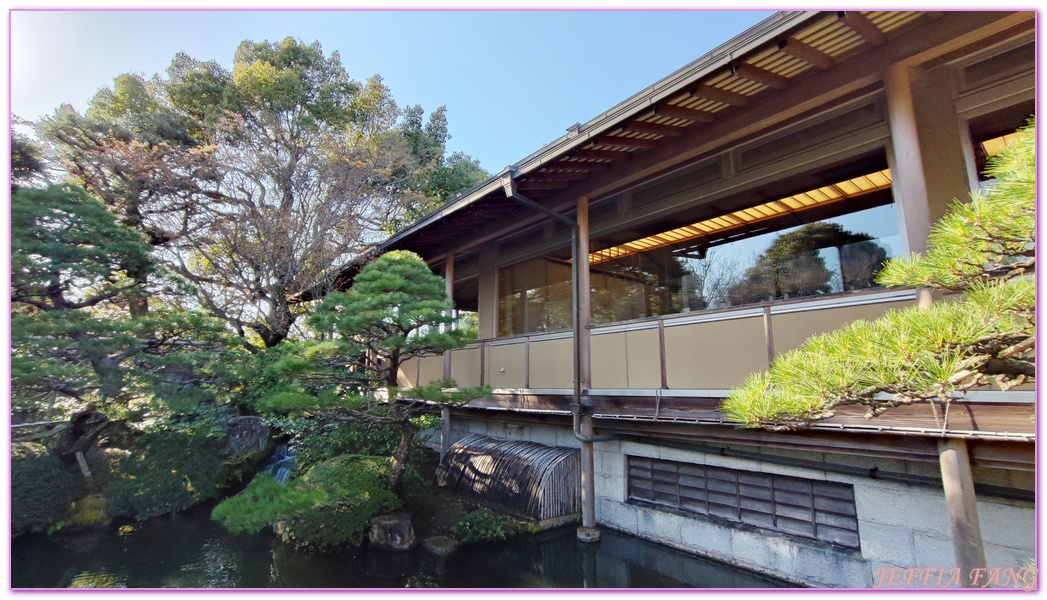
left=497, top=169, right=902, bottom=337
left=593, top=203, right=901, bottom=317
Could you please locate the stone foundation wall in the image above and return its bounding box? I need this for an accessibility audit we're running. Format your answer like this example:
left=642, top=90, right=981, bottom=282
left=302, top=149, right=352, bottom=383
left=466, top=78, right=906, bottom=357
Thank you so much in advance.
left=433, top=417, right=1035, bottom=588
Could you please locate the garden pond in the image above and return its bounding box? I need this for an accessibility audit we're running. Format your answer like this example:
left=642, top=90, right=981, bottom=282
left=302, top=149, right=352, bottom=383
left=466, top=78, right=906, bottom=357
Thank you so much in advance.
left=12, top=503, right=791, bottom=588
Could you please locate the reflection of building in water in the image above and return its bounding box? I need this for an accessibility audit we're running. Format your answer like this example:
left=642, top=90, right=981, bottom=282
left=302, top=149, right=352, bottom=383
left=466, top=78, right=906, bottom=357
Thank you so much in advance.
left=332, top=11, right=1035, bottom=588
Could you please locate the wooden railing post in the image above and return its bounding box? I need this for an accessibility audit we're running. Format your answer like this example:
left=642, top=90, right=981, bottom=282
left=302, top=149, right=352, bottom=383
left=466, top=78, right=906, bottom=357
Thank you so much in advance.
left=938, top=438, right=987, bottom=587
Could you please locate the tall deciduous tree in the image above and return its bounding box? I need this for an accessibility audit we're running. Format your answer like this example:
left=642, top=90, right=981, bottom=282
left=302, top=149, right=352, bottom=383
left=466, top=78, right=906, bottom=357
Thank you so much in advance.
left=39, top=74, right=220, bottom=317
left=724, top=119, right=1035, bottom=428
left=41, top=38, right=487, bottom=348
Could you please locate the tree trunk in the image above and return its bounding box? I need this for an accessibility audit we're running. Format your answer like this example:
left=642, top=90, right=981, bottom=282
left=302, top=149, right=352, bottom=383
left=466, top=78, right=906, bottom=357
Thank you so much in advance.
left=55, top=408, right=113, bottom=464
left=126, top=262, right=150, bottom=318
left=386, top=417, right=419, bottom=498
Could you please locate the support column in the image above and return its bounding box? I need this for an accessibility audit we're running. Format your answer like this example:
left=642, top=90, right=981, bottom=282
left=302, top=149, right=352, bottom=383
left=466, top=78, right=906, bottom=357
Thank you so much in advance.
left=884, top=63, right=933, bottom=308
left=443, top=252, right=454, bottom=382
left=579, top=415, right=597, bottom=532
left=910, top=66, right=976, bottom=224
left=573, top=196, right=599, bottom=543
left=938, top=438, right=987, bottom=587
left=440, top=406, right=451, bottom=460
left=574, top=196, right=592, bottom=398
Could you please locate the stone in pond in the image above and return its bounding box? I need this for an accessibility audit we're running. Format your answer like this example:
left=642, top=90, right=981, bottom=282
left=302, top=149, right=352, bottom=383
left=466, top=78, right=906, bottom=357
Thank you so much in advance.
left=368, top=512, right=417, bottom=551
left=423, top=535, right=459, bottom=556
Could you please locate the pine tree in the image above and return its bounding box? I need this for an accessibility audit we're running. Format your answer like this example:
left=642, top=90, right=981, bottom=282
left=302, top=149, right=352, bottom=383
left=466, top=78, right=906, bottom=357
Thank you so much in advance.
left=255, top=251, right=485, bottom=496
left=723, top=118, right=1034, bottom=429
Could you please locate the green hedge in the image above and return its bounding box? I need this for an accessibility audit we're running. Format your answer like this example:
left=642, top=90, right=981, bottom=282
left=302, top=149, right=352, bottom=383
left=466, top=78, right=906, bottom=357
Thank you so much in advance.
left=104, top=431, right=231, bottom=520
left=11, top=443, right=85, bottom=535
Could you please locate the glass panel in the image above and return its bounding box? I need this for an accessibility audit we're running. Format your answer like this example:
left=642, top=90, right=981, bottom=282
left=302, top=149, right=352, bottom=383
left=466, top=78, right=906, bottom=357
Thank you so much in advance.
left=496, top=202, right=900, bottom=336
left=592, top=203, right=900, bottom=320
left=498, top=256, right=573, bottom=336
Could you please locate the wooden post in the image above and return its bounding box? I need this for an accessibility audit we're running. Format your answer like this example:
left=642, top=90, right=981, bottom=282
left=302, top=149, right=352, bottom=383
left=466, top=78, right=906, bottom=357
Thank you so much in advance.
left=443, top=252, right=454, bottom=382
left=580, top=415, right=597, bottom=530
left=884, top=64, right=933, bottom=309
left=938, top=438, right=987, bottom=587
left=576, top=197, right=592, bottom=397
left=573, top=195, right=599, bottom=543
left=524, top=336, right=531, bottom=389
left=657, top=319, right=668, bottom=389
left=762, top=305, right=776, bottom=366
left=440, top=407, right=451, bottom=460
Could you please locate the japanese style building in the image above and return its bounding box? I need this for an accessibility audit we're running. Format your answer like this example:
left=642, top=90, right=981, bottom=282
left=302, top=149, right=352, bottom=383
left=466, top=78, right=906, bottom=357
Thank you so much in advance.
left=349, top=11, right=1036, bottom=587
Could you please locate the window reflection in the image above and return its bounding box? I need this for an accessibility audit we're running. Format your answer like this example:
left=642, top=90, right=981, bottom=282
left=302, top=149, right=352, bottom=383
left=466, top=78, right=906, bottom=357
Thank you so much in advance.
left=497, top=204, right=901, bottom=337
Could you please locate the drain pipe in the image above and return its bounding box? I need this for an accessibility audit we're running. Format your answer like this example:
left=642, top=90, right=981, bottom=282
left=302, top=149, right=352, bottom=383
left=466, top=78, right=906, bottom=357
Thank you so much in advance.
left=503, top=175, right=603, bottom=543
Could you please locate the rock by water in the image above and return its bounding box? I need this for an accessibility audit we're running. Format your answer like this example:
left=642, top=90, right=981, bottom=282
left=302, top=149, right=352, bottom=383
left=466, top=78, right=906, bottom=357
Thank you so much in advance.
left=368, top=512, right=417, bottom=551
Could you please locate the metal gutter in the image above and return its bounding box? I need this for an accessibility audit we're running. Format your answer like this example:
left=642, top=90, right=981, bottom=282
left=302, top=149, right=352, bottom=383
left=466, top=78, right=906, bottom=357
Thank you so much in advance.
left=380, top=10, right=818, bottom=251
left=508, top=11, right=814, bottom=176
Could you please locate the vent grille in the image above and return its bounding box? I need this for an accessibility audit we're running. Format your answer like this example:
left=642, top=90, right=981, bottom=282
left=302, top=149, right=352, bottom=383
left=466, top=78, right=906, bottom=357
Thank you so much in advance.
left=627, top=456, right=860, bottom=549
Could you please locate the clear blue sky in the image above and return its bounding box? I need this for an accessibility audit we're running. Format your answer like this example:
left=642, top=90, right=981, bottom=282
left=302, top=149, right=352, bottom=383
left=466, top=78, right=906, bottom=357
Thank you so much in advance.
left=11, top=10, right=774, bottom=172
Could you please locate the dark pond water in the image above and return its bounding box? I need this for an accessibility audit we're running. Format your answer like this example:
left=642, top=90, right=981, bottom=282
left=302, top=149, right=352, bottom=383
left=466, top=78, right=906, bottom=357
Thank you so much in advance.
left=12, top=505, right=790, bottom=589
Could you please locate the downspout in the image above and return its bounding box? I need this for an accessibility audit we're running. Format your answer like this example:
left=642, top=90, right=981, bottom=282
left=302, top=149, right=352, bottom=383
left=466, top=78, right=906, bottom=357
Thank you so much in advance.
left=502, top=175, right=608, bottom=542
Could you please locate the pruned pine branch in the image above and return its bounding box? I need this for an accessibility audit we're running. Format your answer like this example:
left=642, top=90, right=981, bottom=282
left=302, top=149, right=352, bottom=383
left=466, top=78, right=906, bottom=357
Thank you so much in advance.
left=724, top=118, right=1035, bottom=429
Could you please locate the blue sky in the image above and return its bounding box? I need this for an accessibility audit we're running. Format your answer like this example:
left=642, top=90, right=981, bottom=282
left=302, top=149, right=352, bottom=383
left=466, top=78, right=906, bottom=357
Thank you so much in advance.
left=11, top=9, right=773, bottom=172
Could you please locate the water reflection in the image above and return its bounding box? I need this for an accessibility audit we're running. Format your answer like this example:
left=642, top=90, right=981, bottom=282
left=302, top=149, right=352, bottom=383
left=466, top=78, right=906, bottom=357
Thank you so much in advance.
left=12, top=505, right=790, bottom=588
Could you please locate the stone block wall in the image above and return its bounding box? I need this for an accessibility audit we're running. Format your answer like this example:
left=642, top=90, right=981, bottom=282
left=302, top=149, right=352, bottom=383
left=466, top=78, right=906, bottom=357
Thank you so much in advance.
left=432, top=417, right=1035, bottom=588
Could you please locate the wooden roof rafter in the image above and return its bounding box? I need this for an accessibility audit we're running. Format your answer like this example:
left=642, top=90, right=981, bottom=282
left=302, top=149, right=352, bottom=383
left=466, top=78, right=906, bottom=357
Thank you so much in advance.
left=839, top=11, right=887, bottom=46
left=360, top=11, right=974, bottom=272
left=777, top=38, right=835, bottom=70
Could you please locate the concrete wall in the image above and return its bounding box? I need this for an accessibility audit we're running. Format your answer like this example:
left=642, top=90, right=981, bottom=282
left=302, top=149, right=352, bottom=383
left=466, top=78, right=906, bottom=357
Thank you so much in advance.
left=594, top=439, right=1034, bottom=588
left=435, top=416, right=1035, bottom=588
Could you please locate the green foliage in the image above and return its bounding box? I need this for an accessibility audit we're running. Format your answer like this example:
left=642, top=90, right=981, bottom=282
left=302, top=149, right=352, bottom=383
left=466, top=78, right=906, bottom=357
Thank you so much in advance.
left=877, top=122, right=1035, bottom=291
left=211, top=474, right=328, bottom=534
left=451, top=509, right=521, bottom=544
left=213, top=455, right=413, bottom=550
left=12, top=123, right=49, bottom=188
left=11, top=443, right=86, bottom=536
left=104, top=431, right=231, bottom=520
left=274, top=417, right=402, bottom=473
left=10, top=181, right=241, bottom=418
left=11, top=184, right=150, bottom=309
left=724, top=119, right=1035, bottom=428
left=308, top=250, right=474, bottom=387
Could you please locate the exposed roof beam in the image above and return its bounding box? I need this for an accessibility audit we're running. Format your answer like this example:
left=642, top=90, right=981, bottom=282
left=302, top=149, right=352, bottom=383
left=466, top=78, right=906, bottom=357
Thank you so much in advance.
left=650, top=104, right=716, bottom=123
left=548, top=160, right=611, bottom=171
left=733, top=63, right=790, bottom=89
left=840, top=11, right=887, bottom=47
left=568, top=148, right=632, bottom=161
left=598, top=136, right=660, bottom=149
left=688, top=84, right=752, bottom=107
left=518, top=180, right=571, bottom=191
left=622, top=121, right=686, bottom=137
left=531, top=170, right=592, bottom=181
left=778, top=38, right=835, bottom=70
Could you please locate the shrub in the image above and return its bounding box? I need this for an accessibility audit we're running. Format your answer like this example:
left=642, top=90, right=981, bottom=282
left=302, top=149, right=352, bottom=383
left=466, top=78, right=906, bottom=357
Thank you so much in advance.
left=276, top=417, right=402, bottom=474
left=104, top=430, right=231, bottom=520
left=211, top=474, right=327, bottom=534
left=451, top=509, right=520, bottom=544
left=212, top=455, right=415, bottom=551
left=11, top=442, right=86, bottom=535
